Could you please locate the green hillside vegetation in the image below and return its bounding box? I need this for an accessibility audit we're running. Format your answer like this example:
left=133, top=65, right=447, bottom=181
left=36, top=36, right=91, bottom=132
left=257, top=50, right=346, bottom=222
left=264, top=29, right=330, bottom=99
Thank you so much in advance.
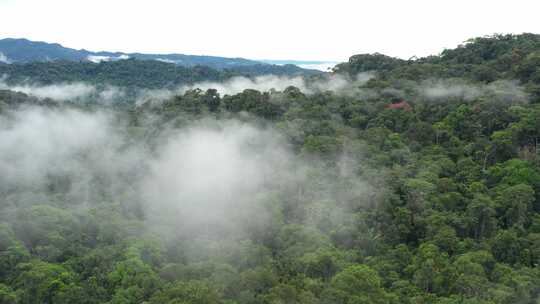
left=0, top=34, right=539, bottom=303
left=0, top=59, right=319, bottom=90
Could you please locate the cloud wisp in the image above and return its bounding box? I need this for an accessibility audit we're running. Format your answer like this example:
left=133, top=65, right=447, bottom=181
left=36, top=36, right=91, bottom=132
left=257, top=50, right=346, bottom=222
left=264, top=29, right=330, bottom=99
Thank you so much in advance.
left=0, top=80, right=96, bottom=101
left=416, top=79, right=529, bottom=103
left=0, top=52, right=11, bottom=64
left=0, top=105, right=374, bottom=247
left=0, top=72, right=378, bottom=106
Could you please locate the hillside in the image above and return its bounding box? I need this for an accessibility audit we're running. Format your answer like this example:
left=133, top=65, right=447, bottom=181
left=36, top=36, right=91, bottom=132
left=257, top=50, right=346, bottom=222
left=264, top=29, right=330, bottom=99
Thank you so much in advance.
left=0, top=38, right=325, bottom=75
left=0, top=58, right=321, bottom=90
left=334, top=33, right=540, bottom=101
left=0, top=34, right=539, bottom=304
left=0, top=38, right=263, bottom=68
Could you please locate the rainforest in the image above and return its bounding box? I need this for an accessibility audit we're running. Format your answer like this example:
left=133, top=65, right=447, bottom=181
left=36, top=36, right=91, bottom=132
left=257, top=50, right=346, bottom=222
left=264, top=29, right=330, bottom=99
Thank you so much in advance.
left=0, top=34, right=540, bottom=304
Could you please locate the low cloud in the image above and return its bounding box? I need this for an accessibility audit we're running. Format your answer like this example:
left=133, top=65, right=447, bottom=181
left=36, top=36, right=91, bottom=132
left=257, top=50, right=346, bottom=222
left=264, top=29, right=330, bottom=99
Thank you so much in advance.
left=98, top=85, right=128, bottom=104
left=176, top=72, right=375, bottom=97
left=156, top=58, right=178, bottom=64
left=141, top=120, right=294, bottom=237
left=0, top=79, right=130, bottom=104
left=87, top=55, right=110, bottom=63
left=181, top=75, right=307, bottom=95
left=417, top=79, right=528, bottom=103
left=0, top=80, right=96, bottom=101
left=87, top=54, right=130, bottom=63
left=134, top=74, right=376, bottom=105
left=0, top=72, right=378, bottom=106
left=0, top=52, right=11, bottom=64
left=0, top=108, right=119, bottom=192
left=0, top=105, right=375, bottom=247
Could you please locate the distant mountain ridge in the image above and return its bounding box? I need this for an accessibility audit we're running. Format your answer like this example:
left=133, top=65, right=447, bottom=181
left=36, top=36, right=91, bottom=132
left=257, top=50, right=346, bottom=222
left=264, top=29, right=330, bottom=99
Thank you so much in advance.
left=0, top=38, right=270, bottom=69
left=259, top=60, right=338, bottom=72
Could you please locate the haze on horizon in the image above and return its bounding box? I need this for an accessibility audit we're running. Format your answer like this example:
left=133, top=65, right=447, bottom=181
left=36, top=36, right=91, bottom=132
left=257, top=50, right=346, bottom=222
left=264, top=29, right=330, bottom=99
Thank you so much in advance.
left=1, top=0, right=540, bottom=62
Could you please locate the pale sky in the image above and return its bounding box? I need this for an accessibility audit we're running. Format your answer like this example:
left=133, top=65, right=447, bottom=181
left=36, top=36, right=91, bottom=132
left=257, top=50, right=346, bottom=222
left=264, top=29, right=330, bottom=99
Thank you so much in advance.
left=1, top=0, right=540, bottom=62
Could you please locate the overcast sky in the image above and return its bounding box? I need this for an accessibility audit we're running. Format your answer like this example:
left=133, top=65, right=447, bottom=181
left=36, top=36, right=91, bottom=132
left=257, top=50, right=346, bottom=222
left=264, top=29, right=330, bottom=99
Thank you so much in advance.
left=1, top=0, right=540, bottom=62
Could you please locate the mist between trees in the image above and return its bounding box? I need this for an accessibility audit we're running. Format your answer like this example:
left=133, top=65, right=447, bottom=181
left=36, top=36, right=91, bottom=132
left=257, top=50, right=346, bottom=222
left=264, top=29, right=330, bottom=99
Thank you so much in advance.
left=1, top=35, right=540, bottom=303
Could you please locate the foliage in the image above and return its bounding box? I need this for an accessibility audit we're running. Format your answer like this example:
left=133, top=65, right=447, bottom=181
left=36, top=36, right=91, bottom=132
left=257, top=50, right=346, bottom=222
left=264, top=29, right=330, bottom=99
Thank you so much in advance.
left=1, top=33, right=540, bottom=303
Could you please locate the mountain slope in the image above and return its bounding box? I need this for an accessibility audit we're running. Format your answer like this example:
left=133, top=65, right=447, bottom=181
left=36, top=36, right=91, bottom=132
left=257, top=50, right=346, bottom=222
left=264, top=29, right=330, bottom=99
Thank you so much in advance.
left=0, top=38, right=264, bottom=69
left=333, top=33, right=540, bottom=101
left=334, top=33, right=540, bottom=81
left=0, top=59, right=321, bottom=89
left=1, top=33, right=540, bottom=304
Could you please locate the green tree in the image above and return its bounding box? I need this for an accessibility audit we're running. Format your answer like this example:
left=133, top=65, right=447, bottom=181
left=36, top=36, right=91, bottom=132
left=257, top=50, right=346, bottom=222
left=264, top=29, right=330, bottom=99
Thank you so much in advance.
left=149, top=280, right=220, bottom=304
left=323, top=264, right=394, bottom=304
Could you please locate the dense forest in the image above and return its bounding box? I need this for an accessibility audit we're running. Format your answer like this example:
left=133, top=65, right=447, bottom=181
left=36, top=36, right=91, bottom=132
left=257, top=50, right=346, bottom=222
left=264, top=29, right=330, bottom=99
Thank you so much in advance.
left=0, top=59, right=320, bottom=89
left=0, top=34, right=540, bottom=303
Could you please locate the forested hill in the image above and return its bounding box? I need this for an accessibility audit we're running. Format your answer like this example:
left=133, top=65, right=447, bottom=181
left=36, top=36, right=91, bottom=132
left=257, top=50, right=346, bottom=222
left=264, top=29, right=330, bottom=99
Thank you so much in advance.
left=335, top=33, right=540, bottom=100
left=0, top=38, right=261, bottom=69
left=0, top=38, right=322, bottom=81
left=0, top=34, right=539, bottom=304
left=0, top=59, right=321, bottom=89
